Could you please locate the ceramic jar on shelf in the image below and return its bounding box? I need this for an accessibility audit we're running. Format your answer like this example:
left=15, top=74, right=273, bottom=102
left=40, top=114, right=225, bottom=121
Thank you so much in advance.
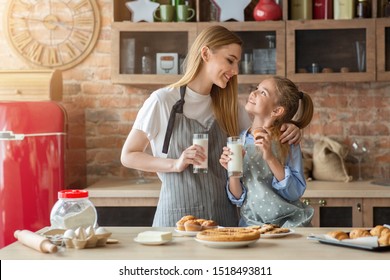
left=253, top=0, right=282, bottom=21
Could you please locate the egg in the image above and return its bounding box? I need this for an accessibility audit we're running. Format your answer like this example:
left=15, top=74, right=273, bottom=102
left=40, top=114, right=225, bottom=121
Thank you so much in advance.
left=86, top=226, right=95, bottom=237
left=75, top=227, right=87, bottom=240
left=95, top=227, right=109, bottom=235
left=63, top=229, right=76, bottom=239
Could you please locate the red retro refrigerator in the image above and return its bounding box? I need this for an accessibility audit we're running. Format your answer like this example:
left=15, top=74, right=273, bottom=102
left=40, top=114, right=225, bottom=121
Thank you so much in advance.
left=0, top=101, right=66, bottom=248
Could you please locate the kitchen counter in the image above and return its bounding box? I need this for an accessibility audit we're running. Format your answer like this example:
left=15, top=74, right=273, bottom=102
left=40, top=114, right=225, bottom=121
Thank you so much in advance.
left=85, top=179, right=390, bottom=207
left=0, top=227, right=389, bottom=260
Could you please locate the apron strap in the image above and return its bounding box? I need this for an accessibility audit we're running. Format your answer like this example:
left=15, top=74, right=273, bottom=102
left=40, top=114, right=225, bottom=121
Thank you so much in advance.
left=162, top=86, right=186, bottom=154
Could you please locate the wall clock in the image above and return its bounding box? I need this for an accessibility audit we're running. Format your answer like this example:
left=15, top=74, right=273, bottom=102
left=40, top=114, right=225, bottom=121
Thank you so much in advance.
left=4, top=0, right=101, bottom=70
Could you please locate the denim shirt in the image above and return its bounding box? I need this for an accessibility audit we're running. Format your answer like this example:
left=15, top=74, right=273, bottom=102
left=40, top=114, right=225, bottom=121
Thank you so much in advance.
left=226, top=128, right=307, bottom=207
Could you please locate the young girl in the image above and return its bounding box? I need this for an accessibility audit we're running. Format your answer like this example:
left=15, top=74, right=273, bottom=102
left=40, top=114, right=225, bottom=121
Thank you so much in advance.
left=220, top=76, right=314, bottom=227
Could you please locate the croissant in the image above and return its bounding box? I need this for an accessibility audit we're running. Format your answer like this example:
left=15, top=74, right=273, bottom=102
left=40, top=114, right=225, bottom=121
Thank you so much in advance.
left=378, top=232, right=390, bottom=246
left=370, top=225, right=390, bottom=237
left=349, top=229, right=371, bottom=239
left=327, top=231, right=349, bottom=240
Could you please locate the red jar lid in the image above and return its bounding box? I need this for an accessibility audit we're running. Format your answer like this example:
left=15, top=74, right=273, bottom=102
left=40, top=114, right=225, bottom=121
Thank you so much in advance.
left=58, top=189, right=88, bottom=199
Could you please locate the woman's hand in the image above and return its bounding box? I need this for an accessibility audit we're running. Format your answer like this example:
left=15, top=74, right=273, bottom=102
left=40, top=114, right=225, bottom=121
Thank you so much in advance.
left=219, top=146, right=231, bottom=170
left=280, top=123, right=302, bottom=145
left=174, top=144, right=207, bottom=172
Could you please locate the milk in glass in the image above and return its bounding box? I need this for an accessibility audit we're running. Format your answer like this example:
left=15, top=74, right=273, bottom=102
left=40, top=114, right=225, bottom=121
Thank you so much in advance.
left=227, top=136, right=243, bottom=178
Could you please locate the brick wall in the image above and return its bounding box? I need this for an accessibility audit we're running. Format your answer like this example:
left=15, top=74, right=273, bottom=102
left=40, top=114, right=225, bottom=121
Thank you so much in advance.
left=0, top=1, right=389, bottom=187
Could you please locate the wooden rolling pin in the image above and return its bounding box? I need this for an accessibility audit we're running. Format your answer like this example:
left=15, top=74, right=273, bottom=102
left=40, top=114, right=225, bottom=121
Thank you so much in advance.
left=14, top=230, right=57, bottom=253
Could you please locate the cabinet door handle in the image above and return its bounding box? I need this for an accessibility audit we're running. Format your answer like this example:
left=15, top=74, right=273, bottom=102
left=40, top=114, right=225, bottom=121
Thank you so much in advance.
left=302, top=199, right=326, bottom=206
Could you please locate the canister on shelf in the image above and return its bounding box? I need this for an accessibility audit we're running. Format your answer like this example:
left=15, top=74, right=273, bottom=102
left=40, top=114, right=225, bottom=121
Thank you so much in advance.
left=334, top=0, right=355, bottom=19
left=290, top=0, right=312, bottom=20
left=313, top=0, right=333, bottom=19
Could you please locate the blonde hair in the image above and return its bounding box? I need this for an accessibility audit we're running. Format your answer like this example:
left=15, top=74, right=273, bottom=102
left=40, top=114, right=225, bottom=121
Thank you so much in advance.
left=269, top=76, right=314, bottom=163
left=170, top=25, right=243, bottom=136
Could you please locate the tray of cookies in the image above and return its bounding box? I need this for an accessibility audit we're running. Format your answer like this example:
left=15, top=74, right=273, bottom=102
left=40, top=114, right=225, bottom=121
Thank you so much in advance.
left=247, top=224, right=295, bottom=238
left=307, top=225, right=390, bottom=252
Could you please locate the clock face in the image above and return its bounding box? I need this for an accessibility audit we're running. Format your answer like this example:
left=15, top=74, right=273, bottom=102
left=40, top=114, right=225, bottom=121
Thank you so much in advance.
left=4, top=0, right=100, bottom=70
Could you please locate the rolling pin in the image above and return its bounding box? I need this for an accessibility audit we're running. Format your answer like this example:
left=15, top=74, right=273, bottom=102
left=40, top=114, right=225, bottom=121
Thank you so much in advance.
left=14, top=230, right=58, bottom=253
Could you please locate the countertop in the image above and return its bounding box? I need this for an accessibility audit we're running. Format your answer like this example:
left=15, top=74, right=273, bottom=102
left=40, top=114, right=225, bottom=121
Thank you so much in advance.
left=1, top=227, right=389, bottom=260
left=85, top=179, right=390, bottom=207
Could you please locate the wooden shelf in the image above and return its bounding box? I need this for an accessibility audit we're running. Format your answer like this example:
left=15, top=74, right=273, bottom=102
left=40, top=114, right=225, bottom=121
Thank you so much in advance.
left=111, top=1, right=389, bottom=85
left=376, top=18, right=390, bottom=81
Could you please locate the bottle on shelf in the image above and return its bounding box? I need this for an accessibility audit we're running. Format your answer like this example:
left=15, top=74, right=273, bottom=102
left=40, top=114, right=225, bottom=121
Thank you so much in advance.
left=313, top=0, right=333, bottom=19
left=356, top=0, right=370, bottom=18
left=141, top=46, right=153, bottom=74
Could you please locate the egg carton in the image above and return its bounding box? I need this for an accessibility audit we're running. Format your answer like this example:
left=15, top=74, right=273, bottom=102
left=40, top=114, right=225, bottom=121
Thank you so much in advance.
left=43, top=226, right=112, bottom=249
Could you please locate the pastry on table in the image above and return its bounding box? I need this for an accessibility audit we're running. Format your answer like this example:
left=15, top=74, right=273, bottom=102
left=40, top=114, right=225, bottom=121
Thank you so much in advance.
left=176, top=215, right=197, bottom=231
left=201, top=220, right=218, bottom=230
left=378, top=232, right=390, bottom=246
left=370, top=225, right=390, bottom=237
left=196, top=227, right=260, bottom=242
left=265, top=227, right=290, bottom=234
left=258, top=224, right=279, bottom=234
left=349, top=229, right=371, bottom=239
left=327, top=230, right=349, bottom=241
left=184, top=220, right=202, bottom=231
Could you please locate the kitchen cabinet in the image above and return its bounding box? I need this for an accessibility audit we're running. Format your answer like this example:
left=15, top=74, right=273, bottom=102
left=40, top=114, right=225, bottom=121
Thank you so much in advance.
left=302, top=197, right=363, bottom=227
left=111, top=1, right=285, bottom=85
left=111, top=0, right=389, bottom=85
left=376, top=18, right=390, bottom=81
left=303, top=197, right=390, bottom=228
left=111, top=22, right=197, bottom=85
left=363, top=198, right=390, bottom=227
left=286, top=19, right=376, bottom=83
left=302, top=180, right=390, bottom=228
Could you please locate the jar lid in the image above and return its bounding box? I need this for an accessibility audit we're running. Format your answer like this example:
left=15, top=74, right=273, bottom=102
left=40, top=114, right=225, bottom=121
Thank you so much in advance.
left=58, top=189, right=89, bottom=199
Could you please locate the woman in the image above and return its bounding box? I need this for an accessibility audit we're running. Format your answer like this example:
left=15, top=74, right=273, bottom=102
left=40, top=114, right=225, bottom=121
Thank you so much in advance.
left=220, top=76, right=314, bottom=227
left=121, top=26, right=300, bottom=227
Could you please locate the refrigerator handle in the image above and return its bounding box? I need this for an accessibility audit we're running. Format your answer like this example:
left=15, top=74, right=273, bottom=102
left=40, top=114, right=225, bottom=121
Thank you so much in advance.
left=0, top=131, right=25, bottom=140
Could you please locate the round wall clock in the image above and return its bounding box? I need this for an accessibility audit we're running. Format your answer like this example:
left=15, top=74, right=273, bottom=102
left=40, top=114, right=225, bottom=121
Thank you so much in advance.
left=4, top=0, right=100, bottom=70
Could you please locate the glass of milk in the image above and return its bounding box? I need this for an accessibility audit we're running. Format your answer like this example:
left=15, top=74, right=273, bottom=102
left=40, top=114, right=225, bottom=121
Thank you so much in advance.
left=193, top=133, right=208, bottom=174
left=227, top=136, right=243, bottom=178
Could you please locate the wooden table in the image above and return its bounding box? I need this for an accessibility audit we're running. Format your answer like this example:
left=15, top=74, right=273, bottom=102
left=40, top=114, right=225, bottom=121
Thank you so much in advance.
left=0, top=227, right=389, bottom=260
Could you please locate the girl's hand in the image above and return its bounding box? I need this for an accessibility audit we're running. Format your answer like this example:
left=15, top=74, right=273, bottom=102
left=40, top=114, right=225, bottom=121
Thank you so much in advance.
left=280, top=123, right=302, bottom=145
left=254, top=127, right=273, bottom=161
left=219, top=146, right=231, bottom=170
left=174, top=144, right=206, bottom=172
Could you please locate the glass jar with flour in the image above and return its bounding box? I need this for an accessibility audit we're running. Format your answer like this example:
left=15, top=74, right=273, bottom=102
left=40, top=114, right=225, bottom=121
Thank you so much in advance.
left=50, top=190, right=98, bottom=229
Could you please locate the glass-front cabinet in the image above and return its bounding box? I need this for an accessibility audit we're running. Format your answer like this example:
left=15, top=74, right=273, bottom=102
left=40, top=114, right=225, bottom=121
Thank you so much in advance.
left=286, top=19, right=376, bottom=83
left=376, top=18, right=390, bottom=81
left=111, top=0, right=389, bottom=85
left=111, top=22, right=197, bottom=85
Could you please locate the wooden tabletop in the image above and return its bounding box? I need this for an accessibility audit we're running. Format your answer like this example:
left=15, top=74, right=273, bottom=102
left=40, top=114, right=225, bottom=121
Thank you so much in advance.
left=1, top=227, right=389, bottom=260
